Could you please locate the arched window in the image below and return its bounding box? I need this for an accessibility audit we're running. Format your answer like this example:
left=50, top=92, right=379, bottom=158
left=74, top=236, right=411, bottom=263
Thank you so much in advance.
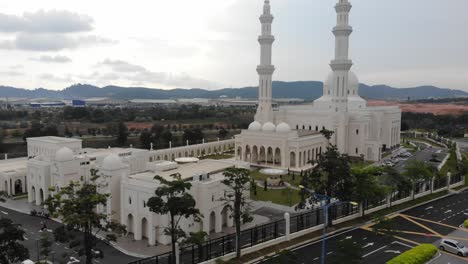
left=128, top=197, right=132, bottom=205
left=356, top=129, right=359, bottom=135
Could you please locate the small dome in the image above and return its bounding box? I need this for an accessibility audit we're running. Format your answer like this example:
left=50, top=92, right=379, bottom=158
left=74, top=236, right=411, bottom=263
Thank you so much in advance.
left=248, top=121, right=262, bottom=131
left=324, top=72, right=334, bottom=87
left=348, top=71, right=359, bottom=89
left=276, top=122, right=291, bottom=133
left=102, top=154, right=124, bottom=171
left=55, top=147, right=73, bottom=162
left=262, top=122, right=276, bottom=132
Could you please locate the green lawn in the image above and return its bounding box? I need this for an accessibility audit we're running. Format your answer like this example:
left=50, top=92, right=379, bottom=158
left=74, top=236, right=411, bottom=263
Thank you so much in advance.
left=201, top=154, right=234, bottom=160
left=250, top=170, right=302, bottom=187
left=250, top=187, right=301, bottom=206
left=351, top=160, right=373, bottom=169
left=440, top=148, right=458, bottom=176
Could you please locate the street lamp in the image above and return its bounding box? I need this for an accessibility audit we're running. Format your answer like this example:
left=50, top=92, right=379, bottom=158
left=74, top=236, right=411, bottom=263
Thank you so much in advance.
left=299, top=185, right=357, bottom=264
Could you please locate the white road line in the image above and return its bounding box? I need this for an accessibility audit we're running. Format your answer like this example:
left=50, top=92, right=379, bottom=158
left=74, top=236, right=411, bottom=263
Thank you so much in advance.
left=425, top=206, right=433, bottom=210
left=313, top=257, right=319, bottom=261
left=363, top=246, right=387, bottom=258
left=1, top=211, right=8, bottom=215
left=327, top=252, right=333, bottom=255
left=444, top=210, right=452, bottom=214
left=392, top=241, right=413, bottom=248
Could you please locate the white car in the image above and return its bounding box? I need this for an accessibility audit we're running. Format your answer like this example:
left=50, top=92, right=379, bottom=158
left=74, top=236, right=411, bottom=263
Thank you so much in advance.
left=439, top=238, right=468, bottom=257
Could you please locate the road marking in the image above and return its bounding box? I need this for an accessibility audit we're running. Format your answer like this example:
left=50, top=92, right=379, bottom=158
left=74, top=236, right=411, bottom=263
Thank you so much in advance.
left=1, top=211, right=8, bottom=215
left=385, top=250, right=401, bottom=254
left=399, top=214, right=443, bottom=237
left=313, top=257, right=319, bottom=261
left=327, top=252, right=333, bottom=255
left=402, top=214, right=468, bottom=232
left=362, top=242, right=374, bottom=249
left=444, top=210, right=452, bottom=214
left=23, top=236, right=28, bottom=241
left=391, top=241, right=413, bottom=248
left=425, top=206, right=433, bottom=210
left=362, top=246, right=387, bottom=258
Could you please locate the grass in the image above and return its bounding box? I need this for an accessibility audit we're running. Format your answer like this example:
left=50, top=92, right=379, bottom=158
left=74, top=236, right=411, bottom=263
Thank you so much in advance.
left=224, top=190, right=449, bottom=264
left=250, top=187, right=301, bottom=207
left=440, top=148, right=458, bottom=176
left=201, top=154, right=234, bottom=160
left=407, top=138, right=446, bottom=148
left=351, top=160, right=373, bottom=169
left=250, top=170, right=302, bottom=187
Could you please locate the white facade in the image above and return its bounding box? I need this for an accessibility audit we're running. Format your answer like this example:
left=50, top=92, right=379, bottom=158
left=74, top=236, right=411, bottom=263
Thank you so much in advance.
left=236, top=0, right=401, bottom=167
left=0, top=157, right=27, bottom=196
left=23, top=136, right=236, bottom=245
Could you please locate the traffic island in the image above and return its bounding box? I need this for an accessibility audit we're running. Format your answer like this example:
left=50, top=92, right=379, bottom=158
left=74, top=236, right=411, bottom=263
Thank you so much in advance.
left=386, top=244, right=437, bottom=264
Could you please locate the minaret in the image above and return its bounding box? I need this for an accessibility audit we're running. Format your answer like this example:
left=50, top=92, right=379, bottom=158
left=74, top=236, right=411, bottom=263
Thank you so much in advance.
left=329, top=0, right=353, bottom=112
left=254, top=0, right=275, bottom=124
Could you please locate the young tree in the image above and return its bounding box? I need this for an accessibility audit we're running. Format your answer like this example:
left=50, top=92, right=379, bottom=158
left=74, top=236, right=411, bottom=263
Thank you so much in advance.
left=351, top=167, right=388, bottom=217
left=332, top=239, right=363, bottom=264
left=140, top=130, right=153, bottom=150
left=404, top=160, right=433, bottom=199
left=116, top=122, right=128, bottom=146
left=147, top=175, right=202, bottom=263
left=46, top=169, right=126, bottom=264
left=218, top=128, right=228, bottom=139
left=0, top=217, right=29, bottom=264
left=220, top=168, right=253, bottom=259
left=320, top=129, right=335, bottom=142
left=182, top=231, right=208, bottom=261
left=39, top=233, right=53, bottom=262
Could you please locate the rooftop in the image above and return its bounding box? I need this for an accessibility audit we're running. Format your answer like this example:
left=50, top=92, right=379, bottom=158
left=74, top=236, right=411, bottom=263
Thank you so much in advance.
left=0, top=157, right=27, bottom=172
left=130, top=159, right=234, bottom=183
left=27, top=136, right=82, bottom=144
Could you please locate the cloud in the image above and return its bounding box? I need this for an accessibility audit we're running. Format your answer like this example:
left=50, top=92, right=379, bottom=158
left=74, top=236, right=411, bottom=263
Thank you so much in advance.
left=39, top=73, right=74, bottom=83
left=0, top=70, right=24, bottom=77
left=96, top=59, right=219, bottom=88
left=0, top=34, right=115, bottom=51
left=30, top=55, right=71, bottom=63
left=0, top=10, right=93, bottom=33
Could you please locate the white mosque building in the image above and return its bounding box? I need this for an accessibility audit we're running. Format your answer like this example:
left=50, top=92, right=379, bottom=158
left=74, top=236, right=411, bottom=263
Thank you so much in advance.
left=235, top=0, right=401, bottom=168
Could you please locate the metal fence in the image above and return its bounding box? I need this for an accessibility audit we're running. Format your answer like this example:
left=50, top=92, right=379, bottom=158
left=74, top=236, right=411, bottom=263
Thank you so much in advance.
left=130, top=176, right=465, bottom=264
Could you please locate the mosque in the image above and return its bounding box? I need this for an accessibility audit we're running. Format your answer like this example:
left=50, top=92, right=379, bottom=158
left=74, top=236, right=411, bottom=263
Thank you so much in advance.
left=235, top=0, right=402, bottom=169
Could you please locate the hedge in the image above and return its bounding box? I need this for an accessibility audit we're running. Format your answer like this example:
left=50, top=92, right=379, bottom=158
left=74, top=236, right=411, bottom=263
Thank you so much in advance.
left=464, top=219, right=468, bottom=228
left=386, top=244, right=437, bottom=264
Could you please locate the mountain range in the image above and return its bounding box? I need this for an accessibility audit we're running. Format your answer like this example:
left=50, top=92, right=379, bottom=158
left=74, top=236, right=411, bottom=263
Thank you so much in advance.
left=0, top=82, right=466, bottom=101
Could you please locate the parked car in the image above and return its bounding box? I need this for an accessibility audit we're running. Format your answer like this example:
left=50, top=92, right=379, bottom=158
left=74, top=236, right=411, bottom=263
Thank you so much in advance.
left=439, top=239, right=468, bottom=257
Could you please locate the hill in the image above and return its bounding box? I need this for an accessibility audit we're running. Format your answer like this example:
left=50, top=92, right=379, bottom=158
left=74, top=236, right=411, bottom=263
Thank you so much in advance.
left=0, top=81, right=466, bottom=101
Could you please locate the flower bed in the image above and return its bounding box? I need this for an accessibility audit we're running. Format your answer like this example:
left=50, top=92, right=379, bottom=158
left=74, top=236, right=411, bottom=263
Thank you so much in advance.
left=386, top=244, right=437, bottom=264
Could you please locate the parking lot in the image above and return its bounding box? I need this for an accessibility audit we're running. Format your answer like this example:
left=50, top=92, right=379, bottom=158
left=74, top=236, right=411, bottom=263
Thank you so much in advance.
left=261, top=190, right=468, bottom=264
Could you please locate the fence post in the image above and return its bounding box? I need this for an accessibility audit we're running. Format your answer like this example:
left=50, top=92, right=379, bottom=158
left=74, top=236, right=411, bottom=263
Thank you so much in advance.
left=284, top=213, right=290, bottom=241
left=386, top=194, right=391, bottom=208
left=175, top=242, right=180, bottom=264
left=447, top=172, right=451, bottom=190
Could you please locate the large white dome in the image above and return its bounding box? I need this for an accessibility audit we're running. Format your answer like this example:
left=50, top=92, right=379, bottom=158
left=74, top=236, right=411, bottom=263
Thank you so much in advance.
left=348, top=71, right=359, bottom=89
left=55, top=147, right=73, bottom=162
left=102, top=154, right=124, bottom=171
left=262, top=122, right=276, bottom=132
left=248, top=121, right=262, bottom=131
left=276, top=122, right=291, bottom=133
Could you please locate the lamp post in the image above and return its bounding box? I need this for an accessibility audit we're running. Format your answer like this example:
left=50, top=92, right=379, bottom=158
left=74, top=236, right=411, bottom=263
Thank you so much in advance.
left=299, top=185, right=357, bottom=264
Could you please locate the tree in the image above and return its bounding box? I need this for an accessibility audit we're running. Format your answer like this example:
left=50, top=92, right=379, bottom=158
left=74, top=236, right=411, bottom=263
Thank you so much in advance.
left=351, top=167, right=388, bottom=217
left=0, top=217, right=29, bottom=264
left=116, top=122, right=128, bottom=146
left=332, top=239, right=363, bottom=264
left=320, top=129, right=335, bottom=141
left=39, top=233, right=53, bottom=262
left=404, top=160, right=433, bottom=199
left=46, top=169, right=126, bottom=264
left=311, top=145, right=353, bottom=201
left=147, top=175, right=202, bottom=263
left=140, top=130, right=153, bottom=150
left=220, top=168, right=253, bottom=259
left=182, top=231, right=208, bottom=261
left=218, top=128, right=228, bottom=139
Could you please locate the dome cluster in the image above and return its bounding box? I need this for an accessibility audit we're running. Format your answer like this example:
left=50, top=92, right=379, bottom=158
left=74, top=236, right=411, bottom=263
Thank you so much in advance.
left=248, top=121, right=291, bottom=133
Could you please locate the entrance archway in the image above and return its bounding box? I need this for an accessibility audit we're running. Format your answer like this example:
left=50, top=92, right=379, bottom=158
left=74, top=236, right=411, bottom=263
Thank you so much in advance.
left=221, top=206, right=229, bottom=228
left=14, top=179, right=23, bottom=194
left=141, top=218, right=148, bottom=239
left=39, top=189, right=44, bottom=205
left=290, top=152, right=296, bottom=167
left=209, top=211, right=216, bottom=233
left=127, top=214, right=134, bottom=234
left=31, top=186, right=36, bottom=202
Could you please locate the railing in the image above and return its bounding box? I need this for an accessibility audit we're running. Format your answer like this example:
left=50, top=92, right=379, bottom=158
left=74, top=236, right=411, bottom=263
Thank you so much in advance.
left=129, top=252, right=173, bottom=264
left=131, top=177, right=465, bottom=264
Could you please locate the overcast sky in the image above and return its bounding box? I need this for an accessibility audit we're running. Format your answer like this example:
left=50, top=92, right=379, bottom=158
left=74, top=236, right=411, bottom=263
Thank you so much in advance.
left=0, top=0, right=467, bottom=91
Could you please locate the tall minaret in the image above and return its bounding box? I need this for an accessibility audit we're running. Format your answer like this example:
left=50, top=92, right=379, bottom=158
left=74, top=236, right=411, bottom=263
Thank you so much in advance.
left=329, top=0, right=353, bottom=112
left=254, top=0, right=275, bottom=124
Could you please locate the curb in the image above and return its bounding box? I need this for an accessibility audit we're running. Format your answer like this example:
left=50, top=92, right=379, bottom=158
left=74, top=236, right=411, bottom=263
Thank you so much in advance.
left=247, top=191, right=456, bottom=264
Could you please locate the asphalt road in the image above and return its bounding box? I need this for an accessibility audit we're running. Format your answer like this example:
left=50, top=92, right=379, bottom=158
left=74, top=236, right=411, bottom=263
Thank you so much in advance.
left=392, top=146, right=446, bottom=173
left=259, top=190, right=468, bottom=264
left=0, top=205, right=138, bottom=264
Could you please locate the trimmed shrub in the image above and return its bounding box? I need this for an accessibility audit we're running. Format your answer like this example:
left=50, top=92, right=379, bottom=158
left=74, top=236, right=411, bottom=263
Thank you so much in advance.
left=464, top=219, right=468, bottom=228
left=386, top=244, right=437, bottom=264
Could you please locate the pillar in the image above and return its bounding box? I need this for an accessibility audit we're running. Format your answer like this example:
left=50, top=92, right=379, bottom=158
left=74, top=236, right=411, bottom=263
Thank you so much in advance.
left=284, top=213, right=290, bottom=241
left=134, top=217, right=142, bottom=240
left=175, top=242, right=180, bottom=264
left=216, top=210, right=223, bottom=233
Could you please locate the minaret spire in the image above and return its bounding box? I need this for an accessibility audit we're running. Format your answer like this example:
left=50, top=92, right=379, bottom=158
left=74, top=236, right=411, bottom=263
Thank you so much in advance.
left=254, top=0, right=275, bottom=124
left=329, top=0, right=353, bottom=112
